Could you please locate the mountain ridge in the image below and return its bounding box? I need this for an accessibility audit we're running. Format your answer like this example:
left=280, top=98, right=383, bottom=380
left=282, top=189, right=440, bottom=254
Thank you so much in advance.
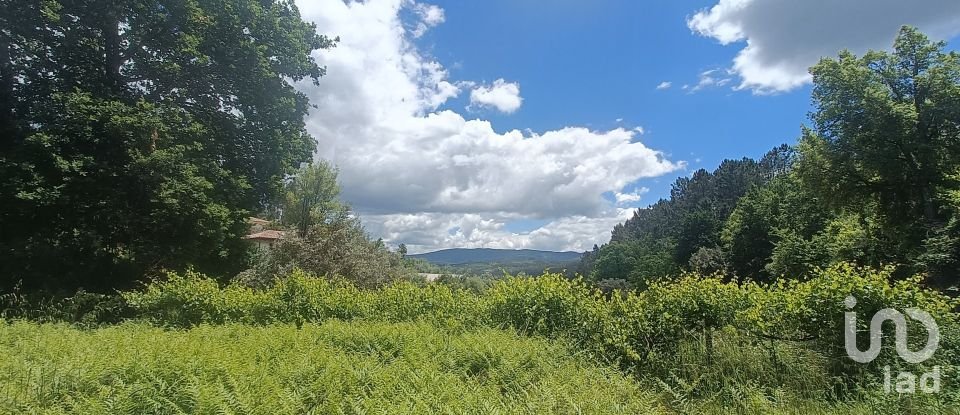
left=408, top=248, right=582, bottom=265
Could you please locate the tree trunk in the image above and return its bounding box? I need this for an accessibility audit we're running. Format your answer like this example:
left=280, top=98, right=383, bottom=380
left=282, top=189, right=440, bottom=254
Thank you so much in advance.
left=0, top=31, right=17, bottom=148
left=101, top=10, right=123, bottom=95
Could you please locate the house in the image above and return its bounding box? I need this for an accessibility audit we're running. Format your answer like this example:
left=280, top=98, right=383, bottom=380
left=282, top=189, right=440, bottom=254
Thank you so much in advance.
left=244, top=217, right=283, bottom=251
left=245, top=229, right=284, bottom=251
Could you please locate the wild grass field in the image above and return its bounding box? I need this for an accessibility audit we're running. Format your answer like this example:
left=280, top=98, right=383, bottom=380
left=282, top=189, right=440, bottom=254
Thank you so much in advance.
left=0, top=321, right=662, bottom=414
left=2, top=265, right=958, bottom=414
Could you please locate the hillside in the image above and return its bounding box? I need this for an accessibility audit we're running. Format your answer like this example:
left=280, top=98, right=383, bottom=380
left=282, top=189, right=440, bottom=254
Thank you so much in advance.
left=409, top=248, right=582, bottom=265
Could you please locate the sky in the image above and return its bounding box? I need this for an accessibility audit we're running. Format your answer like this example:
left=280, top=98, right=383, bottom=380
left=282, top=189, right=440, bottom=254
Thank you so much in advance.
left=292, top=0, right=960, bottom=254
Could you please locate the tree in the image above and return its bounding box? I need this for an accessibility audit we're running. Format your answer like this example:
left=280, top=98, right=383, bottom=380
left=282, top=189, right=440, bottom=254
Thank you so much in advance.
left=237, top=213, right=411, bottom=288
left=800, top=26, right=960, bottom=281
left=240, top=160, right=412, bottom=288
left=281, top=162, right=345, bottom=238
left=593, top=146, right=786, bottom=281
left=0, top=0, right=335, bottom=292
left=398, top=243, right=408, bottom=258
left=592, top=239, right=674, bottom=289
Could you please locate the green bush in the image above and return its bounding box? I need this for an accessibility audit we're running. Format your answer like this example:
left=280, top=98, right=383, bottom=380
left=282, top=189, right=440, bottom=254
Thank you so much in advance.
left=371, top=281, right=484, bottom=329
left=484, top=274, right=610, bottom=343
left=1, top=289, right=131, bottom=326
left=123, top=270, right=230, bottom=327
left=742, top=264, right=959, bottom=378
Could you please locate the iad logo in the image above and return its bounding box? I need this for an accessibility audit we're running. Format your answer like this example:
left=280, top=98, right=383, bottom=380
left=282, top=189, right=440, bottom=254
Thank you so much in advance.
left=843, top=296, right=940, bottom=393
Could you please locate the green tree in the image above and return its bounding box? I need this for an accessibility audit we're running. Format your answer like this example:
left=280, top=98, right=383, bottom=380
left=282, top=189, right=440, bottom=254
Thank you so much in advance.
left=800, top=26, right=960, bottom=281
left=722, top=174, right=832, bottom=280
left=0, top=0, right=335, bottom=292
left=281, top=162, right=345, bottom=238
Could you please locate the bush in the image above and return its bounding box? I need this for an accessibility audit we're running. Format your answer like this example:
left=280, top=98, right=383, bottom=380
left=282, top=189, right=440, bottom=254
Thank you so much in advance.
left=742, top=264, right=959, bottom=378
left=371, top=281, right=484, bottom=328
left=1, top=289, right=131, bottom=326
left=609, top=274, right=748, bottom=367
left=484, top=274, right=608, bottom=339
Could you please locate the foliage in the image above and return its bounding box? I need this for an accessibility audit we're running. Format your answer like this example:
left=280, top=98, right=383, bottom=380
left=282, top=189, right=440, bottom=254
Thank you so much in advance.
left=237, top=215, right=413, bottom=288
left=0, top=320, right=663, bottom=414
left=280, top=161, right=346, bottom=238
left=238, top=161, right=414, bottom=288
left=587, top=27, right=960, bottom=287
left=0, top=0, right=334, bottom=292
left=589, top=145, right=792, bottom=282
left=799, top=26, right=960, bottom=283
left=484, top=274, right=611, bottom=350
left=1, top=289, right=131, bottom=327
left=10, top=265, right=960, bottom=412
left=741, top=264, right=959, bottom=379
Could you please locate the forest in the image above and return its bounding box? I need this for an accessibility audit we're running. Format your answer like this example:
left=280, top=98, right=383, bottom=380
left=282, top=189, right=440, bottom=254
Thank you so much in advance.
left=1, top=0, right=960, bottom=413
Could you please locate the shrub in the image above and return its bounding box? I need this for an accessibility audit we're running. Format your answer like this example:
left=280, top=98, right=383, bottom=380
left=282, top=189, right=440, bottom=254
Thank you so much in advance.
left=484, top=274, right=609, bottom=340
left=610, top=274, right=748, bottom=366
left=119, top=264, right=959, bottom=403
left=371, top=281, right=484, bottom=328
left=1, top=289, right=131, bottom=326
left=122, top=270, right=228, bottom=327
left=737, top=263, right=959, bottom=388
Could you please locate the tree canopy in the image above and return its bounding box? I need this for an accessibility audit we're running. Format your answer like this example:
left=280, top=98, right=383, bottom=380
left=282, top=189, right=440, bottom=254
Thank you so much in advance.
left=0, top=0, right=334, bottom=292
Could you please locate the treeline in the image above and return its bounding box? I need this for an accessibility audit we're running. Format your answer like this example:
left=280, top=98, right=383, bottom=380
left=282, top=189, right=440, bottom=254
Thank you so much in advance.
left=582, top=27, right=960, bottom=289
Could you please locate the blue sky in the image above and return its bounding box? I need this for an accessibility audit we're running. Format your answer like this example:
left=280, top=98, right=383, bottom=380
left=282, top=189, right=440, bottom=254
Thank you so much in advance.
left=423, top=0, right=814, bottom=205
left=294, top=0, right=960, bottom=253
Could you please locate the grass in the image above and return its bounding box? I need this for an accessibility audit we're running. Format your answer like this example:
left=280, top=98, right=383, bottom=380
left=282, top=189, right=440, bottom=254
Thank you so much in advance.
left=3, top=268, right=958, bottom=414
left=0, top=320, right=662, bottom=415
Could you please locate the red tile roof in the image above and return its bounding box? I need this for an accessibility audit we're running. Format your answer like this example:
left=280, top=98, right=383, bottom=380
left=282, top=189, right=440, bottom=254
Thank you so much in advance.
left=244, top=230, right=284, bottom=240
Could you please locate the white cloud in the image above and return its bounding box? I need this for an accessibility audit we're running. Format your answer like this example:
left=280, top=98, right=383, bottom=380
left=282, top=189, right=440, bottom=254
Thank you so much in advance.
left=294, top=0, right=682, bottom=252
left=365, top=209, right=637, bottom=254
left=688, top=0, right=960, bottom=93
left=614, top=188, right=649, bottom=206
left=656, top=81, right=672, bottom=90
left=469, top=79, right=524, bottom=113
left=682, top=69, right=733, bottom=93
left=410, top=2, right=444, bottom=37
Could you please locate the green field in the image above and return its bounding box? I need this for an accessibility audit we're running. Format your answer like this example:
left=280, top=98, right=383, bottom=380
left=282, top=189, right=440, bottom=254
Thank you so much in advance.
left=2, top=267, right=958, bottom=414
left=0, top=321, right=660, bottom=415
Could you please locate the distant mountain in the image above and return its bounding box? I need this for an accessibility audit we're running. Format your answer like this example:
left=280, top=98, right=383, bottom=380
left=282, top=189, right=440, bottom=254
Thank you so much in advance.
left=409, top=248, right=582, bottom=265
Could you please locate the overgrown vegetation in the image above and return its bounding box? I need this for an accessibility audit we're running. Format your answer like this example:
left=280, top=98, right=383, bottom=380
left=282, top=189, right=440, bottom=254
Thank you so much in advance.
left=100, top=266, right=960, bottom=412
left=582, top=27, right=960, bottom=288
left=0, top=320, right=665, bottom=414
left=2, top=1, right=959, bottom=411
left=0, top=265, right=960, bottom=413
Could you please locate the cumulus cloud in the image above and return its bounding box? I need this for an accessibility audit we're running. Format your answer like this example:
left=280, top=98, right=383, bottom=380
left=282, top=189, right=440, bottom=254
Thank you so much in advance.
left=364, top=209, right=637, bottom=254
left=294, top=0, right=682, bottom=252
left=656, top=81, right=672, bottom=90
left=688, top=0, right=960, bottom=93
left=469, top=79, right=524, bottom=113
